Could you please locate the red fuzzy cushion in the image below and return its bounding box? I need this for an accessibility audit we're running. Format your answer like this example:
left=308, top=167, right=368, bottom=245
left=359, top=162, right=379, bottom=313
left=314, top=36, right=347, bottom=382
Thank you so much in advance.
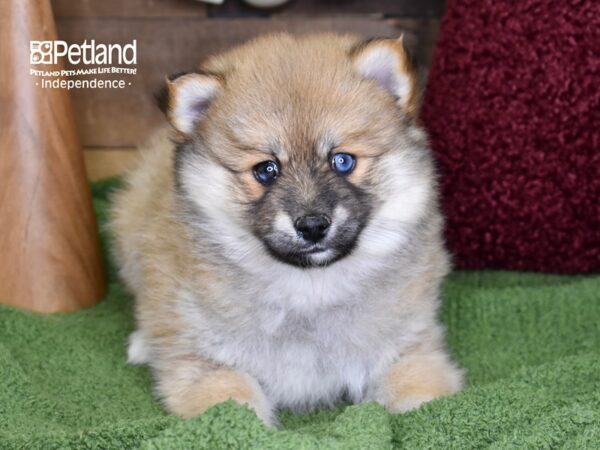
left=421, top=0, right=600, bottom=273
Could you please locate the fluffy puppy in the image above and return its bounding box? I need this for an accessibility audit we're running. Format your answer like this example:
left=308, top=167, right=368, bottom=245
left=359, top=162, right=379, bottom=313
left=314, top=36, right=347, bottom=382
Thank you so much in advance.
left=111, top=33, right=463, bottom=426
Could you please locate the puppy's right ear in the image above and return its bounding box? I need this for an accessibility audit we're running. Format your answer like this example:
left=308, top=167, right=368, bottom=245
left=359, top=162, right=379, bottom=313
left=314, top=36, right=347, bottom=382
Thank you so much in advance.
left=159, top=72, right=221, bottom=135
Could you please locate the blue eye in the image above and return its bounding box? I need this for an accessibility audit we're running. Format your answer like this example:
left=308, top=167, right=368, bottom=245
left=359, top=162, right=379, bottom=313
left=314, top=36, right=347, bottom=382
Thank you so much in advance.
left=330, top=152, right=356, bottom=175
left=253, top=160, right=280, bottom=186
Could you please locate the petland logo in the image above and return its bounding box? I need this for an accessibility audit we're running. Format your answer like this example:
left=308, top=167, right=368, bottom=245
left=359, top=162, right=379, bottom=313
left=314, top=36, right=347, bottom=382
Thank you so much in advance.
left=30, top=40, right=137, bottom=65
left=30, top=39, right=137, bottom=90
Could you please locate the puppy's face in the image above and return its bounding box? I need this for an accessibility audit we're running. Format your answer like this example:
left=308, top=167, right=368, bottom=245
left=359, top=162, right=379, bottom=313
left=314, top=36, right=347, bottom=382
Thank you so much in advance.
left=169, top=34, right=432, bottom=268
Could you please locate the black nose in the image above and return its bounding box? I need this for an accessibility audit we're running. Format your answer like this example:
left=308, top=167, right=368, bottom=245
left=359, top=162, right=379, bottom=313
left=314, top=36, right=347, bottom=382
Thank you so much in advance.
left=294, top=214, right=331, bottom=243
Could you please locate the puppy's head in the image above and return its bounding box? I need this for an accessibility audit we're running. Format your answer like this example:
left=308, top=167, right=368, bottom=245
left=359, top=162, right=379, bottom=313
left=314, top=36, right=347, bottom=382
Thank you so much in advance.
left=166, top=34, right=434, bottom=268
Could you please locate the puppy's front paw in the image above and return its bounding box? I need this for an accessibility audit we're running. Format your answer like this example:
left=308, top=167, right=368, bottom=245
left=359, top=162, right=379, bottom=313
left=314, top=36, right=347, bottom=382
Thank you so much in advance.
left=127, top=331, right=151, bottom=364
left=159, top=368, right=275, bottom=426
left=376, top=352, right=464, bottom=413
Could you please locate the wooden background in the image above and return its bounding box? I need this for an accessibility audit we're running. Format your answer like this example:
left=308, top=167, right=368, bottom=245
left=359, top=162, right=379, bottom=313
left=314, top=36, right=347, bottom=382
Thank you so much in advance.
left=49, top=0, right=445, bottom=179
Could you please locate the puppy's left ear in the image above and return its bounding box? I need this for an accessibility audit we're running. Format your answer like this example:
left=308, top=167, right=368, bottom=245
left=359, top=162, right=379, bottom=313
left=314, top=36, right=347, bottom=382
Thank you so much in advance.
left=161, top=72, right=222, bottom=135
left=351, top=36, right=419, bottom=116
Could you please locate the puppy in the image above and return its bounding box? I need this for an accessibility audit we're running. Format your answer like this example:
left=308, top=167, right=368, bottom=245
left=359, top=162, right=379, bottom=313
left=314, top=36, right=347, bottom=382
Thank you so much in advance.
left=111, top=33, right=463, bottom=426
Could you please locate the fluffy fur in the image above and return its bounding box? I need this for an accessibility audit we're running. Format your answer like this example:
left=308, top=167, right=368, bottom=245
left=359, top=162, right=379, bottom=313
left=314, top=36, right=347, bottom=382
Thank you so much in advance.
left=111, top=33, right=463, bottom=425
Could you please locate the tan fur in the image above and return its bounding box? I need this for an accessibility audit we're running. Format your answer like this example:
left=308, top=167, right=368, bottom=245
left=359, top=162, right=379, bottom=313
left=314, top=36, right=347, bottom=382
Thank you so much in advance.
left=237, top=172, right=266, bottom=202
left=112, top=136, right=275, bottom=424
left=111, top=33, right=463, bottom=426
left=192, top=34, right=405, bottom=183
left=163, top=370, right=253, bottom=418
left=159, top=365, right=271, bottom=422
left=383, top=352, right=463, bottom=412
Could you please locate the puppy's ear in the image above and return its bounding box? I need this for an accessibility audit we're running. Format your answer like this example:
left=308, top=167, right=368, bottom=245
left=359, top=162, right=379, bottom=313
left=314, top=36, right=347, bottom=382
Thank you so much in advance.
left=161, top=72, right=221, bottom=135
left=351, top=36, right=418, bottom=116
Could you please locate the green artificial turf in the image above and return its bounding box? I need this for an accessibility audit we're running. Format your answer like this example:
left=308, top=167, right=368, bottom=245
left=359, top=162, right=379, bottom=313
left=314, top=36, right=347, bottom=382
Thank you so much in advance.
left=1, top=177, right=599, bottom=449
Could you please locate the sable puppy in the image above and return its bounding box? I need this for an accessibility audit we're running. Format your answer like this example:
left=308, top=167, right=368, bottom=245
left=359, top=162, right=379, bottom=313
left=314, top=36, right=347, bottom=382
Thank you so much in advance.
left=111, top=33, right=463, bottom=425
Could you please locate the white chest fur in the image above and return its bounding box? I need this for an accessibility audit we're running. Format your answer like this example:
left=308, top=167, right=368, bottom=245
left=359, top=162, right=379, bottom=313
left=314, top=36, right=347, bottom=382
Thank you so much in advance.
left=177, top=256, right=429, bottom=411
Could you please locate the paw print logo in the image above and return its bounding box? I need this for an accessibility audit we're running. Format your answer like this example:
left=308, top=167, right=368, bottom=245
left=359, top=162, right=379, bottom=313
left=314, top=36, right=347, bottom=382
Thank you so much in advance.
left=30, top=41, right=53, bottom=64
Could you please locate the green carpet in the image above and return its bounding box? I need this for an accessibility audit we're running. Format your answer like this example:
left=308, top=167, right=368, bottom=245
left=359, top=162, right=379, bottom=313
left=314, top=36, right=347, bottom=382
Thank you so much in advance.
left=1, top=178, right=599, bottom=449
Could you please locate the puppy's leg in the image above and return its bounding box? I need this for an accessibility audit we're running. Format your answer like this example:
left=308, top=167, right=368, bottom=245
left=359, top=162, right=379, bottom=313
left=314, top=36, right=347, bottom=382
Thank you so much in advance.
left=127, top=330, right=151, bottom=364
left=156, top=359, right=275, bottom=426
left=372, top=350, right=464, bottom=413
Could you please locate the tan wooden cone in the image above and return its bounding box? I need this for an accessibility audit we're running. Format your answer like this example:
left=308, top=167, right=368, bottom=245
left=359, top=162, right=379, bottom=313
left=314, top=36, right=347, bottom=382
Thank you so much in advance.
left=0, top=0, right=106, bottom=312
